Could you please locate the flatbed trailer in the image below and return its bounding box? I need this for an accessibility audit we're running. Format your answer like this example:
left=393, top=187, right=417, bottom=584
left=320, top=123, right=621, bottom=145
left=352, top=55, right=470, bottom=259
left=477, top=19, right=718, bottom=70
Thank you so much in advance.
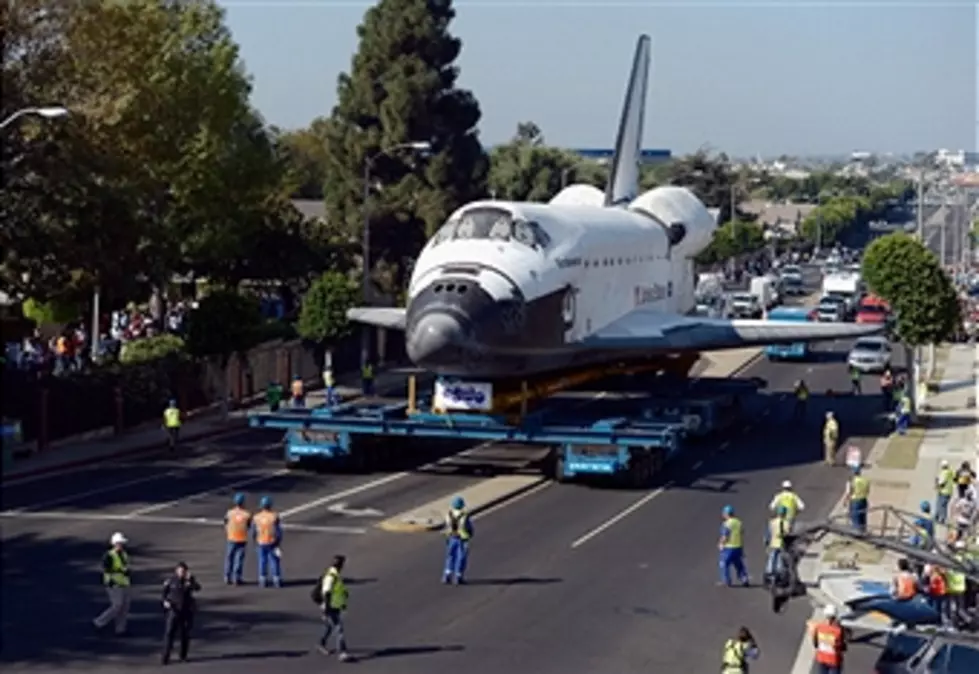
left=247, top=375, right=763, bottom=488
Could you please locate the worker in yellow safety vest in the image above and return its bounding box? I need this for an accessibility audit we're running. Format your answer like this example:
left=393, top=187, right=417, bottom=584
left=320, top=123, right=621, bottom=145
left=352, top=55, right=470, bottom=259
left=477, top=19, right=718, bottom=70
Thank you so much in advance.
left=719, top=505, right=749, bottom=587
left=944, top=541, right=969, bottom=627
left=361, top=362, right=374, bottom=396
left=163, top=399, right=181, bottom=451
left=822, top=411, right=839, bottom=466
left=769, top=479, right=806, bottom=529
left=721, top=626, right=759, bottom=673
left=935, top=459, right=955, bottom=525
left=443, top=496, right=474, bottom=584
left=845, top=465, right=871, bottom=533
left=93, top=532, right=132, bottom=635
left=793, top=380, right=809, bottom=420
left=316, top=555, right=352, bottom=662
left=764, top=505, right=790, bottom=585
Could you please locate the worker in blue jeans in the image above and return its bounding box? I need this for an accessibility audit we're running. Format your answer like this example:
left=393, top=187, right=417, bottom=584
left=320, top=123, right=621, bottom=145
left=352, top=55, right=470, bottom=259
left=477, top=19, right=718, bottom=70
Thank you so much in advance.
left=846, top=466, right=871, bottom=533
left=443, top=496, right=474, bottom=584
left=718, top=505, right=749, bottom=587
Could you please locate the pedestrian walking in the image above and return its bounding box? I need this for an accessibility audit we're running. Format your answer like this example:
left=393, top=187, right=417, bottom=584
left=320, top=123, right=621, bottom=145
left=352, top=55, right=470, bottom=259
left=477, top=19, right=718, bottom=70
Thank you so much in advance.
left=93, top=532, right=132, bottom=635
left=314, top=555, right=351, bottom=662
left=161, top=562, right=201, bottom=665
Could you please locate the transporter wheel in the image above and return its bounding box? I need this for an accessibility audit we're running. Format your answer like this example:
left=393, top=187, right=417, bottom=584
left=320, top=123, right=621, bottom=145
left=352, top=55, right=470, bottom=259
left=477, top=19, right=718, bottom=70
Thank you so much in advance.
left=553, top=452, right=569, bottom=484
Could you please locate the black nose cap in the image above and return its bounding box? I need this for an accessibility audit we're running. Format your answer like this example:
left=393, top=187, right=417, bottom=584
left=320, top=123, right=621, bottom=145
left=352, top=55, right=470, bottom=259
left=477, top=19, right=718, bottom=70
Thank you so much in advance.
left=406, top=312, right=465, bottom=366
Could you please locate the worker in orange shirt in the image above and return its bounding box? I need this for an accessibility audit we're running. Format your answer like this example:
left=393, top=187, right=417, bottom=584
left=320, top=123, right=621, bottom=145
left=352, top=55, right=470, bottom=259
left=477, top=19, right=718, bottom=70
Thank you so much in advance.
left=890, top=558, right=918, bottom=601
left=811, top=604, right=846, bottom=674
left=290, top=375, right=305, bottom=409
left=251, top=496, right=283, bottom=587
left=223, top=493, right=251, bottom=585
left=923, top=564, right=949, bottom=625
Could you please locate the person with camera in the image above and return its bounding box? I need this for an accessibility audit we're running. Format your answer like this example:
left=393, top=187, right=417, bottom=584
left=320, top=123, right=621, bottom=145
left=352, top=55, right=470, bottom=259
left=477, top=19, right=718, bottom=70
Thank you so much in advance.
left=721, top=626, right=759, bottom=673
left=161, top=562, right=201, bottom=665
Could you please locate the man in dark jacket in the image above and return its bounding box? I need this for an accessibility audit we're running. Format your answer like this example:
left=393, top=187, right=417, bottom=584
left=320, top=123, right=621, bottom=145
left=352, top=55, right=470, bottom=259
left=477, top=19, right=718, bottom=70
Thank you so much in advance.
left=161, top=562, right=201, bottom=665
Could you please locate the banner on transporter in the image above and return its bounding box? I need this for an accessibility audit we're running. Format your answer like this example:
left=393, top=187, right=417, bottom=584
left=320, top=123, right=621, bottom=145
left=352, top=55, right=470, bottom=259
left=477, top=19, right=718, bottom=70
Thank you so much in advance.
left=434, top=381, right=494, bottom=412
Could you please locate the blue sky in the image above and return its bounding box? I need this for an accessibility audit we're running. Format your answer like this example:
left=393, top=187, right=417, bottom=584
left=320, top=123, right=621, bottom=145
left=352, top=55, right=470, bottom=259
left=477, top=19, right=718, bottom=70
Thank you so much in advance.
left=220, top=0, right=976, bottom=156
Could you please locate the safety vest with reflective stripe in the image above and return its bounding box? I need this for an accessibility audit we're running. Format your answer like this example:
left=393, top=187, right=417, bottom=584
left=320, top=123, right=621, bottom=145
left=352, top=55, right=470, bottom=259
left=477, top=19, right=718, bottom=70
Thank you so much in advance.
left=795, top=385, right=808, bottom=401
left=362, top=364, right=374, bottom=380
left=851, top=476, right=870, bottom=500
left=721, top=639, right=746, bottom=671
left=226, top=507, right=251, bottom=543
left=164, top=408, right=180, bottom=428
left=928, top=569, right=947, bottom=596
left=956, top=469, right=973, bottom=486
left=103, top=549, right=130, bottom=587
left=894, top=572, right=916, bottom=599
left=445, top=509, right=470, bottom=541
left=813, top=622, right=843, bottom=667
left=253, top=511, right=279, bottom=545
left=724, top=517, right=743, bottom=549
left=322, top=567, right=348, bottom=610
left=774, top=490, right=801, bottom=521
left=946, top=556, right=967, bottom=594
left=937, top=468, right=955, bottom=496
left=769, top=517, right=788, bottom=550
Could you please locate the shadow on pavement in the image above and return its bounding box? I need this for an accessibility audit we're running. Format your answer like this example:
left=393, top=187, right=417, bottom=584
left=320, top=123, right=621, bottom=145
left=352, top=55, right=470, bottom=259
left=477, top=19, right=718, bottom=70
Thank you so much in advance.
left=188, top=648, right=309, bottom=662
left=0, top=531, right=307, bottom=667
left=462, top=577, right=562, bottom=586
left=355, top=644, right=465, bottom=660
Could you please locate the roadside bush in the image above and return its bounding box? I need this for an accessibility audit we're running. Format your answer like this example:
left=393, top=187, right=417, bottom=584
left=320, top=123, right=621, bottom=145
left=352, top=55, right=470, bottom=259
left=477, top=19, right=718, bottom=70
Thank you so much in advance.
left=120, top=334, right=186, bottom=365
left=251, top=319, right=297, bottom=344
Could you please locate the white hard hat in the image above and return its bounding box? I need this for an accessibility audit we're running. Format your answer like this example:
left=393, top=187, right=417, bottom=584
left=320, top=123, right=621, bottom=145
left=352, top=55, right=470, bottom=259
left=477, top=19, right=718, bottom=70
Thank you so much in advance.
left=782, top=480, right=792, bottom=489
left=823, top=604, right=837, bottom=618
left=954, top=540, right=966, bottom=550
left=941, top=460, right=949, bottom=467
left=110, top=532, right=127, bottom=546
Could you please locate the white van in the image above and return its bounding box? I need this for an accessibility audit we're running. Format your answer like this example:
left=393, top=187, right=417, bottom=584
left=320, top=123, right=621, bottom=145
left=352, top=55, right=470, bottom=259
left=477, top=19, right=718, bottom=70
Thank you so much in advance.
left=750, top=276, right=776, bottom=310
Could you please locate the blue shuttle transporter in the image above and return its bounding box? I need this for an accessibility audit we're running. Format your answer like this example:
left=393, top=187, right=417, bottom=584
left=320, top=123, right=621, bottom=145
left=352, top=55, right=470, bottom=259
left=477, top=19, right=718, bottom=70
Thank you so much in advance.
left=764, top=306, right=812, bottom=360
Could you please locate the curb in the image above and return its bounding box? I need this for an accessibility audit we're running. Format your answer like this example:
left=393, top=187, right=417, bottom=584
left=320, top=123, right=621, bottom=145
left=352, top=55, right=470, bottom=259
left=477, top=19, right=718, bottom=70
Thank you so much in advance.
left=2, top=421, right=249, bottom=486
left=377, top=476, right=549, bottom=533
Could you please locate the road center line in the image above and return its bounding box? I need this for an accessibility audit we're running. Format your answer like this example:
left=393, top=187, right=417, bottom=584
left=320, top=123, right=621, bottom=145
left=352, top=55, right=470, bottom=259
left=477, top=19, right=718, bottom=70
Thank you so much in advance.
left=8, top=469, right=184, bottom=513
left=124, top=468, right=292, bottom=517
left=570, top=484, right=670, bottom=549
left=279, top=472, right=410, bottom=518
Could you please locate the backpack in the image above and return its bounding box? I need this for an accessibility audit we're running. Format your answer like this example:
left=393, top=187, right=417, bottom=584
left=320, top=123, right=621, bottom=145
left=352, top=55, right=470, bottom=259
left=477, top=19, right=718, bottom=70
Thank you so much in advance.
left=310, top=578, right=323, bottom=604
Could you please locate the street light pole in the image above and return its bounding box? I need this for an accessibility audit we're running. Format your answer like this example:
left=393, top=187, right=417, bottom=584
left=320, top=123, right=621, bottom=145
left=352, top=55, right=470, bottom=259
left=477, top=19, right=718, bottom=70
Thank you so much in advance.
left=360, top=140, right=432, bottom=373
left=0, top=106, right=69, bottom=131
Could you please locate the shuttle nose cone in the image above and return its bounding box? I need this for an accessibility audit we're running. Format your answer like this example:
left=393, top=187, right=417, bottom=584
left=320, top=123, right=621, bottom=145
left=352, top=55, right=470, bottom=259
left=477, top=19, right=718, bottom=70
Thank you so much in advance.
left=407, top=312, right=466, bottom=366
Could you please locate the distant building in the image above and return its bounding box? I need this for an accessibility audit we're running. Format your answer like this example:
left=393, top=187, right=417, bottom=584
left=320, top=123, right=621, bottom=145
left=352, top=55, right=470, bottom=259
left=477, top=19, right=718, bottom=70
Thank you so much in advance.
left=569, top=148, right=671, bottom=164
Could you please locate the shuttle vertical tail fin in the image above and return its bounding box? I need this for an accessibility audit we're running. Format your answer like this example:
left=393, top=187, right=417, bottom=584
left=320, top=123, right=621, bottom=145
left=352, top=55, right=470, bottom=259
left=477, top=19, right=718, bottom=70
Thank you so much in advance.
left=603, top=34, right=651, bottom=208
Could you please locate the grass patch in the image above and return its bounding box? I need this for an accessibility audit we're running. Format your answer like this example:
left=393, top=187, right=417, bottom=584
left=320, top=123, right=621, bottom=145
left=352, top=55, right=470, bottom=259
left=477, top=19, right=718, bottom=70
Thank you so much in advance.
left=822, top=538, right=887, bottom=565
left=876, top=427, right=925, bottom=469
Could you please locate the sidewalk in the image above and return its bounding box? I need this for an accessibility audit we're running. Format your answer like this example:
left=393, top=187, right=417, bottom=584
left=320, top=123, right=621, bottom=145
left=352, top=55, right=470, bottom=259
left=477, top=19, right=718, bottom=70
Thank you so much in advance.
left=799, top=343, right=978, bottom=626
left=2, top=367, right=416, bottom=484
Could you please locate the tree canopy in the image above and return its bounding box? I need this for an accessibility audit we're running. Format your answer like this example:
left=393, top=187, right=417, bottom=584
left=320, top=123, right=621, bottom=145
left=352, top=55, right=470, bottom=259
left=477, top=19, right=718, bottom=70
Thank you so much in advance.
left=297, top=271, right=360, bottom=348
left=184, top=290, right=264, bottom=365
left=862, top=233, right=961, bottom=345
left=1, top=0, right=317, bottom=309
left=320, top=0, right=489, bottom=296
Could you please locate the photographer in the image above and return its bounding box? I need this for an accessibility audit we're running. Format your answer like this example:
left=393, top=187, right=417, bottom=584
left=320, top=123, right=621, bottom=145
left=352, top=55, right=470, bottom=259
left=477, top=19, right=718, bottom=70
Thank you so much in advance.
left=721, top=626, right=759, bottom=673
left=161, top=562, right=201, bottom=665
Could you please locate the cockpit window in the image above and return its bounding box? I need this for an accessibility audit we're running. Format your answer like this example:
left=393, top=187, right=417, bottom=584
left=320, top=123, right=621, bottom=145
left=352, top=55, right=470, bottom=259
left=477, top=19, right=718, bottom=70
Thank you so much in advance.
left=428, top=207, right=550, bottom=250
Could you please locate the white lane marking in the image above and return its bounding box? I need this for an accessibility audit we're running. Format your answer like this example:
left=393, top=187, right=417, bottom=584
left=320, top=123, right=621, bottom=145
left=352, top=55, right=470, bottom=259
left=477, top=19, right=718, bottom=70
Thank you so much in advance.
left=279, top=472, right=410, bottom=518
left=720, top=441, right=730, bottom=450
left=570, top=484, right=670, bottom=549
left=473, top=480, right=552, bottom=520
left=0, top=509, right=366, bottom=534
left=790, top=609, right=819, bottom=674
left=692, top=460, right=704, bottom=470
left=7, top=469, right=184, bottom=513
left=124, top=468, right=292, bottom=517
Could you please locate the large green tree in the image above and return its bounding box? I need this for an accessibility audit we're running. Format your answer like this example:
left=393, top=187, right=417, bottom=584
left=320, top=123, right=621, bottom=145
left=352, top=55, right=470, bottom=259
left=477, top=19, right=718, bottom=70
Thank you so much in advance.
left=862, top=233, right=961, bottom=346
left=2, top=0, right=297, bottom=309
left=321, top=0, right=489, bottom=296
left=488, top=124, right=583, bottom=201
left=296, top=271, right=360, bottom=367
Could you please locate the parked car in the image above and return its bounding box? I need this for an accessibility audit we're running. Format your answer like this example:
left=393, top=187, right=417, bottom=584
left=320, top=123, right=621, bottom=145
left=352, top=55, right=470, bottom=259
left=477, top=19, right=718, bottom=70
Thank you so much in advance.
left=847, top=335, right=892, bottom=373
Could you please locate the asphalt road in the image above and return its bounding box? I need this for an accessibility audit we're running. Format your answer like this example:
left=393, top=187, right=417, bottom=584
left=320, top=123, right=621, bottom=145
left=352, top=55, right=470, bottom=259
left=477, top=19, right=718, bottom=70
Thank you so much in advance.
left=1, top=331, right=898, bottom=672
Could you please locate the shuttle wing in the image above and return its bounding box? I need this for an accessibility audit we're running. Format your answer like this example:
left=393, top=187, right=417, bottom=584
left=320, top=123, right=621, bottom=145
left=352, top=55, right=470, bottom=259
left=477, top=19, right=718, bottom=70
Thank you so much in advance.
left=581, top=309, right=883, bottom=351
left=347, top=307, right=406, bottom=331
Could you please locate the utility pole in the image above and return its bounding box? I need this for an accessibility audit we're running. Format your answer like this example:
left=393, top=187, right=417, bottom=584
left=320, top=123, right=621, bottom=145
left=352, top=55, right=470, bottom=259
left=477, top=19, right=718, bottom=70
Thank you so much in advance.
left=916, top=173, right=925, bottom=241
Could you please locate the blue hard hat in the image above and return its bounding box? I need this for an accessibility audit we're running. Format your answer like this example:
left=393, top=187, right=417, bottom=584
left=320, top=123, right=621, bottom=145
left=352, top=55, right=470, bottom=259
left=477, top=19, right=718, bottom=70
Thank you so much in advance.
left=233, top=493, right=245, bottom=506
left=723, top=505, right=734, bottom=516
left=259, top=496, right=272, bottom=509
left=851, top=465, right=862, bottom=475
left=451, top=496, right=465, bottom=510
left=776, top=505, right=788, bottom=516
left=168, top=399, right=176, bottom=407
left=293, top=374, right=300, bottom=380
left=920, top=500, right=930, bottom=513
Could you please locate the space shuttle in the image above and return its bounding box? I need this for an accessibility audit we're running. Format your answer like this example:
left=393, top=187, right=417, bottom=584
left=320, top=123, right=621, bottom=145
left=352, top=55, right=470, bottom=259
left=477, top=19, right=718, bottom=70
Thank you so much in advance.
left=348, top=35, right=880, bottom=379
